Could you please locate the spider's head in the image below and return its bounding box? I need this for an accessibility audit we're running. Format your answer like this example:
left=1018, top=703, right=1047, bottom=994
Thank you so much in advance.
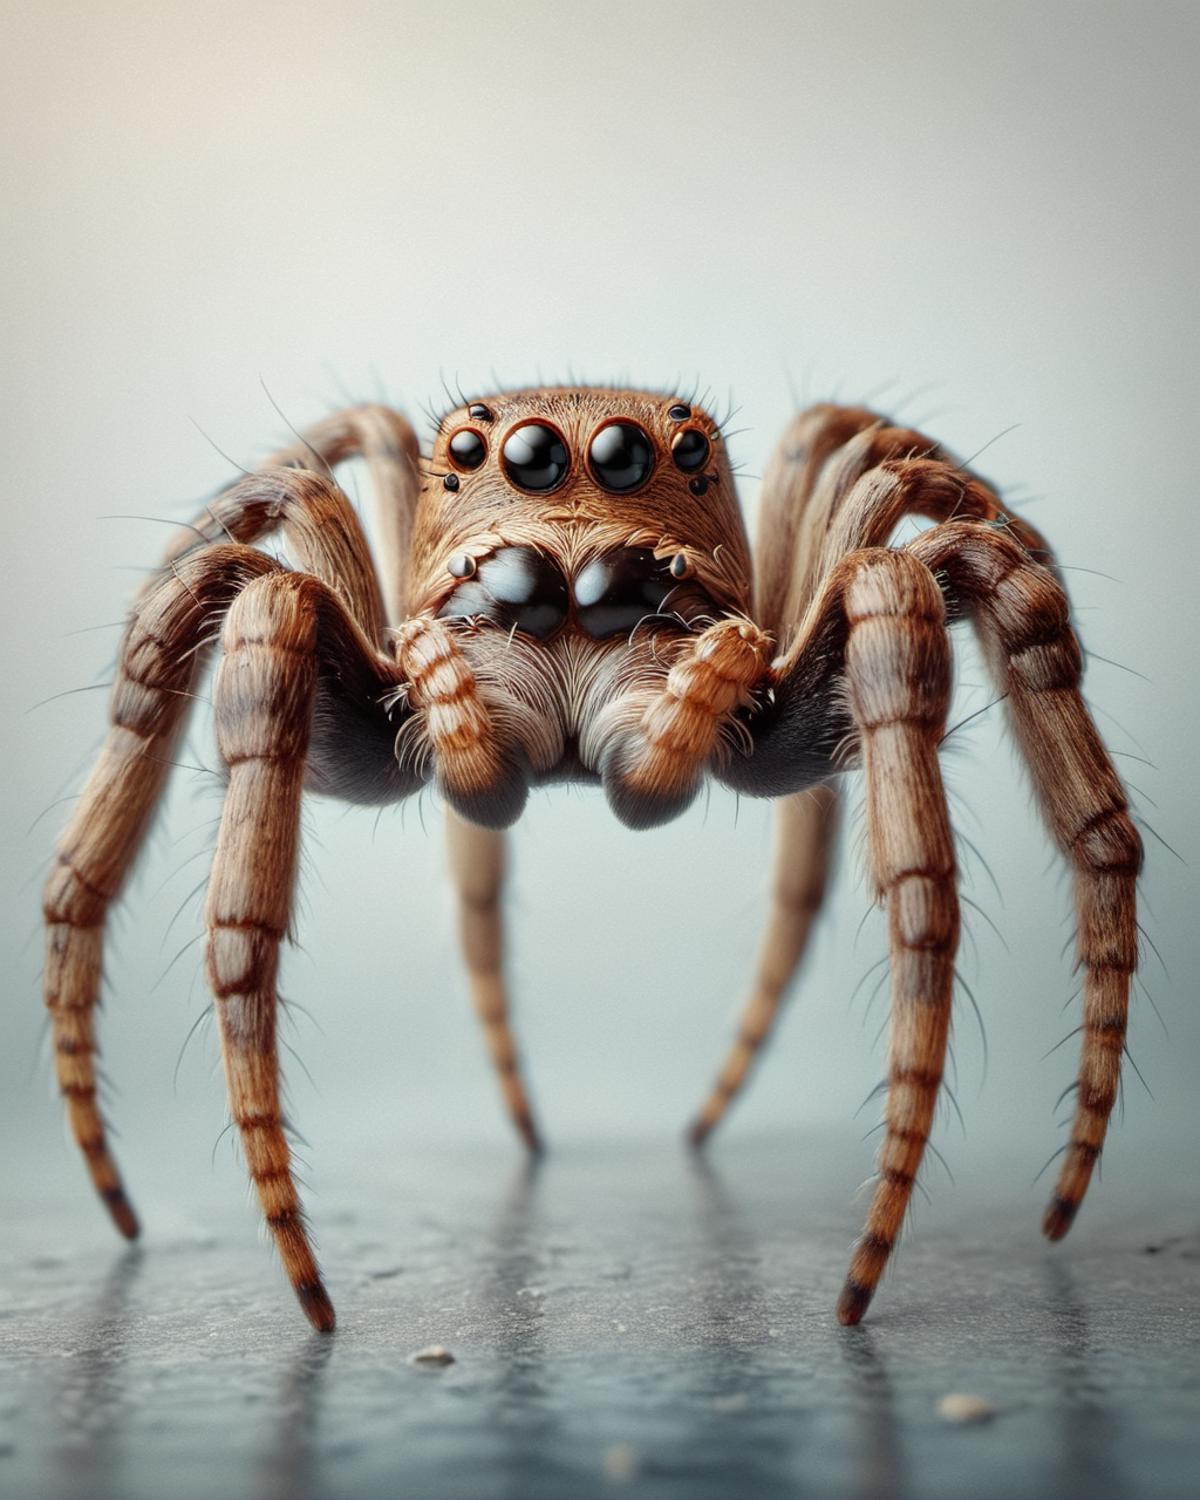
left=408, top=386, right=753, bottom=640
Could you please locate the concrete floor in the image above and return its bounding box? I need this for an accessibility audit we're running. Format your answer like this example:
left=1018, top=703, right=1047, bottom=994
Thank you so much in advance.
left=2, top=1135, right=1197, bottom=1500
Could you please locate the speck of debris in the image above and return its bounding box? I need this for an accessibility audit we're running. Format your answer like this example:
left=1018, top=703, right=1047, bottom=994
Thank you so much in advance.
left=368, top=1266, right=404, bottom=1280
left=602, top=1443, right=639, bottom=1481
left=516, top=1285, right=546, bottom=1299
left=937, top=1392, right=996, bottom=1424
left=408, top=1345, right=455, bottom=1368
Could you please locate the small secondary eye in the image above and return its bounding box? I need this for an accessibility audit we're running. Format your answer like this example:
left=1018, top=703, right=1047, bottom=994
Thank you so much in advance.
left=671, top=428, right=710, bottom=474
left=448, top=428, right=487, bottom=471
left=501, top=422, right=570, bottom=492
left=588, top=421, right=654, bottom=493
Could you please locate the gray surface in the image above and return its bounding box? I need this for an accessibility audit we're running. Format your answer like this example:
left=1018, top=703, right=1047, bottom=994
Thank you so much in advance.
left=2, top=1136, right=1197, bottom=1500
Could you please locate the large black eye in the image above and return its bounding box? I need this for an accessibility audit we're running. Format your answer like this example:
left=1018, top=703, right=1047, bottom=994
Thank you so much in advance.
left=671, top=427, right=710, bottom=473
left=448, top=428, right=487, bottom=471
left=501, top=422, right=570, bottom=492
left=587, top=421, right=654, bottom=493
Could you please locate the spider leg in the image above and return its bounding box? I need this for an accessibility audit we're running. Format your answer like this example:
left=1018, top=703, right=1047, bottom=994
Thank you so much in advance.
left=43, top=545, right=280, bottom=1237
left=831, top=549, right=959, bottom=1325
left=160, top=465, right=389, bottom=645
left=260, top=404, right=421, bottom=623
left=907, top=520, right=1141, bottom=1238
left=687, top=784, right=838, bottom=1145
left=680, top=403, right=880, bottom=1139
left=175, top=404, right=420, bottom=626
left=206, top=569, right=401, bottom=1332
left=445, top=811, right=542, bottom=1153
left=755, top=404, right=1053, bottom=649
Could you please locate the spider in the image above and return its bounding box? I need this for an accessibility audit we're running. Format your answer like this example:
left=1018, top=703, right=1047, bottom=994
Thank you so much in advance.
left=42, top=386, right=1142, bottom=1332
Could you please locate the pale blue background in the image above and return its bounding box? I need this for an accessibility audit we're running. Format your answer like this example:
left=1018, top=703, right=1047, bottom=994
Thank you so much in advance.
left=1, top=2, right=1195, bottom=1230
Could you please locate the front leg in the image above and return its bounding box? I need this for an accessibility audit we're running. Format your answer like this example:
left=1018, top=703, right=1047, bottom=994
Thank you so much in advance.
left=208, top=573, right=358, bottom=1331
left=598, top=618, right=773, bottom=829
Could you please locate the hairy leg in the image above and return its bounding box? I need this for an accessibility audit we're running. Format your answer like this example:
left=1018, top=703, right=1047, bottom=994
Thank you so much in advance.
left=829, top=549, right=959, bottom=1325
left=158, top=466, right=388, bottom=645
left=689, top=400, right=1029, bottom=1139
left=753, top=403, right=883, bottom=638
left=164, top=405, right=419, bottom=626
left=43, top=545, right=278, bottom=1236
left=688, top=784, right=839, bottom=1144
left=675, top=404, right=874, bottom=1142
left=259, top=403, right=421, bottom=622
left=445, top=811, right=542, bottom=1152
left=756, top=404, right=1052, bottom=648
left=205, top=571, right=358, bottom=1331
left=908, top=521, right=1141, bottom=1237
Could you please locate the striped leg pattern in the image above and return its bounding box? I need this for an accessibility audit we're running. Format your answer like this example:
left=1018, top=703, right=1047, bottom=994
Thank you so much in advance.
left=445, top=810, right=542, bottom=1153
left=830, top=549, right=960, bottom=1325
left=688, top=784, right=839, bottom=1144
left=43, top=546, right=278, bottom=1238
left=909, top=521, right=1142, bottom=1238
left=206, top=572, right=337, bottom=1330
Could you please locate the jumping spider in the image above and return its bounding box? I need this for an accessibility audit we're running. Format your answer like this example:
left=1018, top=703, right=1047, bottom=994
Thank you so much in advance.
left=43, top=386, right=1142, bottom=1330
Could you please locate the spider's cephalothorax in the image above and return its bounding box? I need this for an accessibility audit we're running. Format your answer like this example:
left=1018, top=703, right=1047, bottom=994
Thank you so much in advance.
left=387, top=387, right=771, bottom=832
left=43, top=384, right=1143, bottom=1333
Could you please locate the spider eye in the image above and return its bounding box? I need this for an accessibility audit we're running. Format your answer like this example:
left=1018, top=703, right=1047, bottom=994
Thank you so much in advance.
left=671, top=428, right=710, bottom=474
left=501, top=422, right=570, bottom=493
left=448, top=428, right=487, bottom=471
left=587, top=421, right=654, bottom=493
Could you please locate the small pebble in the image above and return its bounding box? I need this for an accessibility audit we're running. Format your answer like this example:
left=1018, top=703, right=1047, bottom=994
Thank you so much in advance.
left=408, top=1344, right=455, bottom=1368
left=937, top=1392, right=996, bottom=1424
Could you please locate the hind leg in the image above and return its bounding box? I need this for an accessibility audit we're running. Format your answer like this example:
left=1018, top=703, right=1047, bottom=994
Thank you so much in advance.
left=445, top=811, right=543, bottom=1153
left=688, top=785, right=838, bottom=1144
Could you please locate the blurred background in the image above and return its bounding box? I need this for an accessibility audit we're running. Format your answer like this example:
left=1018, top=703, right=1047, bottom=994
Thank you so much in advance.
left=2, top=0, right=1195, bottom=1232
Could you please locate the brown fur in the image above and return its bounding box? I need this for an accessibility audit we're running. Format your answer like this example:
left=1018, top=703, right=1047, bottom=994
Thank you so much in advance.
left=43, top=387, right=1141, bottom=1331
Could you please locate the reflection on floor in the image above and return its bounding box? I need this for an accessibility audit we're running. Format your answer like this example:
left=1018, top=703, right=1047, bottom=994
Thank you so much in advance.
left=2, top=1137, right=1197, bottom=1500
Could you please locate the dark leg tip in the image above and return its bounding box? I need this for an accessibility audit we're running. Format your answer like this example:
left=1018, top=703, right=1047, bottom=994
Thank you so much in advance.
left=296, top=1280, right=337, bottom=1333
left=102, top=1187, right=141, bottom=1240
left=1042, top=1195, right=1077, bottom=1241
left=837, top=1279, right=873, bottom=1326
left=686, top=1118, right=713, bottom=1150
left=516, top=1115, right=545, bottom=1157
